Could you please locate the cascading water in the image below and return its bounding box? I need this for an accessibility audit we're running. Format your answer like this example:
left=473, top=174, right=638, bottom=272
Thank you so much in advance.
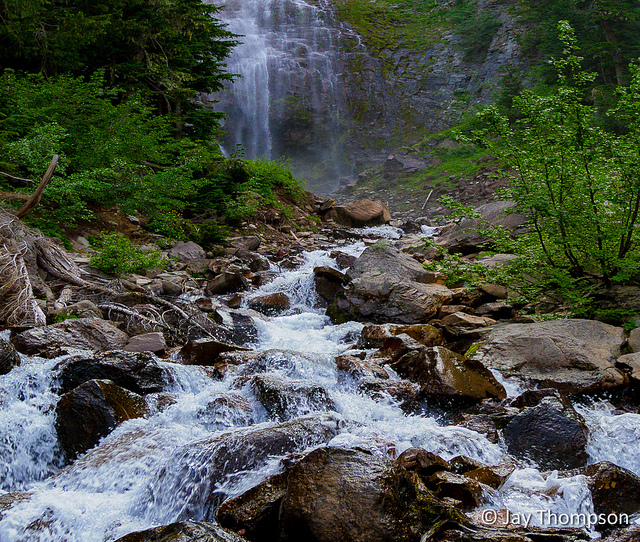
left=207, top=0, right=352, bottom=190
left=0, top=229, right=638, bottom=540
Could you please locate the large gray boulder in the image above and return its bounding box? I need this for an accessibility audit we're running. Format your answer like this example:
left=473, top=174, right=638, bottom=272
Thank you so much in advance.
left=329, top=245, right=453, bottom=324
left=470, top=319, right=626, bottom=394
left=11, top=317, right=129, bottom=357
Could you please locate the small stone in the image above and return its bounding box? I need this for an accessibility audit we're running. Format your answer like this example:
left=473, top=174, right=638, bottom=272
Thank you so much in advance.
left=124, top=332, right=166, bottom=353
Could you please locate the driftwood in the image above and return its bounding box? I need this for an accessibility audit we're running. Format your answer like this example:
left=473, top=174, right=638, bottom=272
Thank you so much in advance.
left=0, top=207, right=87, bottom=327
left=16, top=155, right=58, bottom=219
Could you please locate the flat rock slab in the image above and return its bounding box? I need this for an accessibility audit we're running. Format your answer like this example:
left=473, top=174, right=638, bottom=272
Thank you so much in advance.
left=470, top=319, right=626, bottom=394
left=12, top=318, right=129, bottom=357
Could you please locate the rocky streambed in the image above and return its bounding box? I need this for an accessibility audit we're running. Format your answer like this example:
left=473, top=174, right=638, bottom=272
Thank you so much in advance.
left=1, top=223, right=640, bottom=542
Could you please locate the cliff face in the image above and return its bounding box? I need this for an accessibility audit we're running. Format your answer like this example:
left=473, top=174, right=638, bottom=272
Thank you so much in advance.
left=336, top=0, right=525, bottom=163
left=212, top=0, right=526, bottom=189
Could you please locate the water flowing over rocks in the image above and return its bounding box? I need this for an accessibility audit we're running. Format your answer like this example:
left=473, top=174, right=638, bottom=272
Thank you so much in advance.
left=2, top=223, right=640, bottom=541
left=55, top=378, right=149, bottom=460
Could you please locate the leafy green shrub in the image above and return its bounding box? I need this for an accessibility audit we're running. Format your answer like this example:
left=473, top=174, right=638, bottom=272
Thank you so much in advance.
left=90, top=233, right=165, bottom=276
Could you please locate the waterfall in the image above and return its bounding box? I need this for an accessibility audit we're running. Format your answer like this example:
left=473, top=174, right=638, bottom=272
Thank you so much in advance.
left=207, top=0, right=352, bottom=190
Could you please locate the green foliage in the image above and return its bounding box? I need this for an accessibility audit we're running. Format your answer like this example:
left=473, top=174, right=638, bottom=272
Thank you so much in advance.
left=442, top=22, right=640, bottom=312
left=0, top=0, right=238, bottom=140
left=89, top=233, right=166, bottom=276
left=449, top=0, right=503, bottom=59
left=53, top=313, right=79, bottom=324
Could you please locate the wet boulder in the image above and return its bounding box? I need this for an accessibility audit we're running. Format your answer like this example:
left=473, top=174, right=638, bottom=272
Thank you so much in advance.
left=207, top=272, right=250, bottom=295
left=55, top=379, right=149, bottom=460
left=470, top=319, right=627, bottom=395
left=197, top=393, right=254, bottom=431
left=357, top=377, right=420, bottom=411
left=579, top=462, right=640, bottom=523
left=335, top=354, right=389, bottom=380
left=0, top=338, right=20, bottom=375
left=230, top=235, right=261, bottom=252
left=114, top=521, right=249, bottom=542
left=314, top=266, right=348, bottom=304
left=392, top=345, right=506, bottom=403
left=250, top=374, right=336, bottom=421
left=145, top=413, right=342, bottom=521
left=427, top=470, right=485, bottom=509
left=55, top=350, right=167, bottom=396
left=219, top=447, right=439, bottom=542
left=247, top=293, right=291, bottom=316
left=503, top=395, right=588, bottom=470
left=397, top=448, right=450, bottom=477
left=11, top=317, right=129, bottom=357
left=456, top=414, right=499, bottom=444
left=180, top=338, right=252, bottom=367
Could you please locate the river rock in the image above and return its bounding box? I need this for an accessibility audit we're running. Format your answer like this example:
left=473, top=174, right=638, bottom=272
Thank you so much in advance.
left=168, top=241, right=206, bottom=262
left=437, top=200, right=528, bottom=254
left=358, top=323, right=443, bottom=349
left=326, top=199, right=391, bottom=227
left=357, top=377, right=420, bottom=410
left=197, top=393, right=254, bottom=431
left=391, top=345, right=506, bottom=403
left=440, top=311, right=496, bottom=329
left=601, top=526, right=640, bottom=542
left=145, top=413, right=342, bottom=521
left=615, top=352, right=640, bottom=385
left=124, top=332, right=166, bottom=353
left=55, top=378, right=149, bottom=460
left=397, top=448, right=450, bottom=477
left=465, top=463, right=515, bottom=489
left=0, top=338, right=20, bottom=375
left=230, top=235, right=261, bottom=252
left=12, top=317, right=129, bottom=357
left=250, top=374, right=336, bottom=421
left=55, top=350, right=167, bottom=395
left=628, top=328, right=640, bottom=353
left=579, top=462, right=640, bottom=522
left=114, top=521, right=249, bottom=542
left=180, top=338, right=252, bottom=367
left=244, top=447, right=436, bottom=542
left=247, top=292, right=291, bottom=315
left=456, top=414, right=499, bottom=444
left=503, top=396, right=588, bottom=470
left=427, top=470, right=484, bottom=508
left=470, top=319, right=627, bottom=394
left=335, top=354, right=389, bottom=380
left=314, top=266, right=348, bottom=304
left=0, top=491, right=31, bottom=520
left=207, top=272, right=249, bottom=295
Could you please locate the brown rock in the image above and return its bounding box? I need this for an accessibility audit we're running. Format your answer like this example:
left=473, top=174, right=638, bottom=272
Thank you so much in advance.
left=392, top=346, right=506, bottom=403
left=427, top=471, right=485, bottom=509
left=247, top=293, right=291, bottom=316
left=440, top=312, right=496, bottom=328
left=397, top=448, right=450, bottom=477
left=465, top=464, right=515, bottom=489
left=357, top=377, right=420, bottom=410
left=55, top=379, right=149, bottom=460
left=327, top=200, right=392, bottom=227
left=12, top=318, right=129, bottom=357
left=358, top=323, right=444, bottom=349
left=0, top=338, right=20, bottom=375
left=180, top=338, right=252, bottom=367
left=456, top=414, right=499, bottom=444
left=335, top=354, right=388, bottom=379
left=124, top=332, right=166, bottom=353
left=168, top=241, right=205, bottom=262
